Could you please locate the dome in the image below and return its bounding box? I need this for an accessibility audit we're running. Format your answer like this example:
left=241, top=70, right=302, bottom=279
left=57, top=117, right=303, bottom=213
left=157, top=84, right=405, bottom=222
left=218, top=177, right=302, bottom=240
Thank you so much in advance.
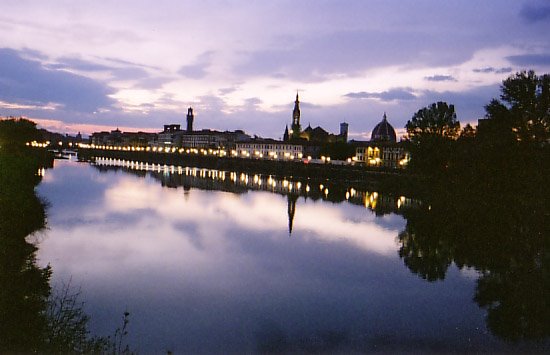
left=371, top=113, right=397, bottom=142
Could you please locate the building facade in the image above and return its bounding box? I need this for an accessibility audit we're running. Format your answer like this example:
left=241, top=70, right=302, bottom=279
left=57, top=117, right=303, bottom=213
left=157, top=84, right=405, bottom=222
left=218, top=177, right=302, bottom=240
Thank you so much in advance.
left=354, top=114, right=409, bottom=168
left=235, top=138, right=303, bottom=160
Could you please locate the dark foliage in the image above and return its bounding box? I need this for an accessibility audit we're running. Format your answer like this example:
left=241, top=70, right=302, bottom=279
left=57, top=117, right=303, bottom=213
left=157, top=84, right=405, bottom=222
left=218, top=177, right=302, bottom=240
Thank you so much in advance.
left=397, top=71, right=550, bottom=343
left=0, top=119, right=129, bottom=353
left=405, top=101, right=460, bottom=173
left=483, top=70, right=550, bottom=145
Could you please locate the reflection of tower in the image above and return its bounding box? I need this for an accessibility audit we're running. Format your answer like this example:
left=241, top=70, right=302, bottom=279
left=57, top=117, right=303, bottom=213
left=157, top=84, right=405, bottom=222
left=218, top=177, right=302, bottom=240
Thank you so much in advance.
left=291, top=92, right=301, bottom=139
left=186, top=107, right=194, bottom=133
left=287, top=194, right=298, bottom=235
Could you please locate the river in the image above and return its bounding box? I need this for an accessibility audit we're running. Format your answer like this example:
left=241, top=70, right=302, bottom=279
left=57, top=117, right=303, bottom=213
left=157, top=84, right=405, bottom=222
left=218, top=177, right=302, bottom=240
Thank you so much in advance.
left=33, top=157, right=547, bottom=353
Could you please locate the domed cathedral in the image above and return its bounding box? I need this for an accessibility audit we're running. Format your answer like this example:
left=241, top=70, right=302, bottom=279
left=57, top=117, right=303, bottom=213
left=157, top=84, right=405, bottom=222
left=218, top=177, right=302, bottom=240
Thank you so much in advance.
left=371, top=113, right=396, bottom=142
left=354, top=113, right=409, bottom=168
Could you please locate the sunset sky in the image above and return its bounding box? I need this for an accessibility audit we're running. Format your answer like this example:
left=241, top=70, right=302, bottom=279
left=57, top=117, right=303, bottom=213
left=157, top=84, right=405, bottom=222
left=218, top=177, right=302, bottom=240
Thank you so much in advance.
left=1, top=0, right=549, bottom=139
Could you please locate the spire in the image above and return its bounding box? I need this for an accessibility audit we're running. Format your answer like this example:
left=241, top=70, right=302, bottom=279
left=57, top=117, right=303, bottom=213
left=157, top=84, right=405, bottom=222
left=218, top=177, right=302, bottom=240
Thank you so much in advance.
left=283, top=125, right=289, bottom=141
left=383, top=112, right=387, bottom=121
left=292, top=92, right=301, bottom=139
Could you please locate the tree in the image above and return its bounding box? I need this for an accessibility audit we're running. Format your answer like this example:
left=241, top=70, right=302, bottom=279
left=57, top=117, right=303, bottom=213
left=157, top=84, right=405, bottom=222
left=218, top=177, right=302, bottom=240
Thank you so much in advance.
left=459, top=123, right=476, bottom=139
left=484, top=70, right=550, bottom=144
left=0, top=117, right=41, bottom=150
left=404, top=102, right=460, bottom=173
left=406, top=101, right=460, bottom=142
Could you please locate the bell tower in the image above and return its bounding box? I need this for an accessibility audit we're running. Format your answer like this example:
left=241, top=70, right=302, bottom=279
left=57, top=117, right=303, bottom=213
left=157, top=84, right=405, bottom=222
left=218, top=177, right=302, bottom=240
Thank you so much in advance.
left=291, top=92, right=301, bottom=139
left=186, top=107, right=194, bottom=133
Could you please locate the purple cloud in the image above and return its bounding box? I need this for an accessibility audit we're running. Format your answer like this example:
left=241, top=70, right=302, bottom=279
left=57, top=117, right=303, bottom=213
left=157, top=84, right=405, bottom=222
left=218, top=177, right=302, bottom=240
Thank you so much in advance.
left=424, top=75, right=456, bottom=82
left=344, top=88, right=416, bottom=102
left=0, top=48, right=114, bottom=113
left=520, top=3, right=550, bottom=22
left=178, top=51, right=214, bottom=80
left=506, top=54, right=550, bottom=67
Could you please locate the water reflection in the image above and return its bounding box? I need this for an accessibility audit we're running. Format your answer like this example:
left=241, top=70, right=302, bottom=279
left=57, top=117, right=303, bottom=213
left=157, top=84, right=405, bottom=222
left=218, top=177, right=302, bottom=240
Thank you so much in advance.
left=34, top=158, right=549, bottom=352
left=92, top=156, right=419, bottom=218
left=397, top=183, right=549, bottom=344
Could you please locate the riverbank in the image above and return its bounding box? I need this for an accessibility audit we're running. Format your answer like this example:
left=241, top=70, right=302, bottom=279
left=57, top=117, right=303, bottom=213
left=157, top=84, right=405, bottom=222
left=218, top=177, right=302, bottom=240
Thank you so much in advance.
left=77, top=148, right=424, bottom=195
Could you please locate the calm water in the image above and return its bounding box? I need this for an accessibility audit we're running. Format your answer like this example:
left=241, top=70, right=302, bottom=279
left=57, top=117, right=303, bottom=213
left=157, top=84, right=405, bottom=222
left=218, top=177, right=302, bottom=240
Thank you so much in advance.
left=33, top=158, right=545, bottom=353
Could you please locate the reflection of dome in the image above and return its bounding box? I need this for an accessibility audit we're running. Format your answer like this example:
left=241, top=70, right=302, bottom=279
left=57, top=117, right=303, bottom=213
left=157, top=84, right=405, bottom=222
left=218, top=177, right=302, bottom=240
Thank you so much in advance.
left=371, top=113, right=397, bottom=142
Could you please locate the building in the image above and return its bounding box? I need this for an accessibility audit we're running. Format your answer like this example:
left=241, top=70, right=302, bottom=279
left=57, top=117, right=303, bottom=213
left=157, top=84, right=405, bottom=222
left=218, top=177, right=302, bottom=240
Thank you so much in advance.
left=158, top=124, right=182, bottom=147
left=354, top=113, right=409, bottom=168
left=235, top=138, right=303, bottom=160
left=91, top=129, right=156, bottom=147
left=186, top=107, right=194, bottom=133
left=180, top=129, right=250, bottom=149
left=153, top=107, right=251, bottom=150
left=282, top=92, right=348, bottom=158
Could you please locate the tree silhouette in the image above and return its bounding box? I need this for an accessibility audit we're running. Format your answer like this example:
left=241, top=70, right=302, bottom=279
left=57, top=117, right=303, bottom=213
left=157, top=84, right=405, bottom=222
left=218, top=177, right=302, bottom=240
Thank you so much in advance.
left=0, top=117, right=41, bottom=150
left=404, top=102, right=460, bottom=173
left=483, top=70, right=550, bottom=145
left=406, top=101, right=460, bottom=141
left=0, top=120, right=118, bottom=353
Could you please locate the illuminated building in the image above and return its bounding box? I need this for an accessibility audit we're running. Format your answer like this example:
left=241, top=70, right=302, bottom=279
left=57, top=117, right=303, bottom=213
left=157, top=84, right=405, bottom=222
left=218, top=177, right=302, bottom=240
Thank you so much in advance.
left=235, top=138, right=303, bottom=160
left=354, top=113, right=409, bottom=168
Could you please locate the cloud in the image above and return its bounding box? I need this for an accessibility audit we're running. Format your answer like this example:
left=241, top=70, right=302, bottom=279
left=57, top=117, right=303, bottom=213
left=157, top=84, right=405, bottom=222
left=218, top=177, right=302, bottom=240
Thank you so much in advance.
left=233, top=28, right=482, bottom=82
left=0, top=48, right=114, bottom=113
left=495, top=67, right=513, bottom=74
left=424, top=75, right=456, bottom=82
left=472, top=67, right=513, bottom=74
left=178, top=51, right=214, bottom=79
left=418, top=84, right=500, bottom=122
left=48, top=57, right=112, bottom=72
left=506, top=54, right=550, bottom=66
left=520, top=3, right=550, bottom=22
left=218, top=87, right=239, bottom=95
left=344, top=88, right=416, bottom=102
left=178, top=63, right=208, bottom=79
left=133, top=77, right=173, bottom=90
left=244, top=97, right=262, bottom=107
left=48, top=56, right=150, bottom=81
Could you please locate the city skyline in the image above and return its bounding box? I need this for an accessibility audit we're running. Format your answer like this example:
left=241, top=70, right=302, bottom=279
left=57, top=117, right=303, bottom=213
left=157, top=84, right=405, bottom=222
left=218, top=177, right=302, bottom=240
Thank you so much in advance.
left=1, top=1, right=550, bottom=139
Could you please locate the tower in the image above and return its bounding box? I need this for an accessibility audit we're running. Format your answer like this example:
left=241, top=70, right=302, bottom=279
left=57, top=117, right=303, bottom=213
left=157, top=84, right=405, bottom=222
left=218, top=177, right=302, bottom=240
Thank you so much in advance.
left=283, top=125, right=289, bottom=141
left=186, top=107, right=194, bottom=133
left=340, top=122, right=349, bottom=142
left=291, top=92, right=301, bottom=139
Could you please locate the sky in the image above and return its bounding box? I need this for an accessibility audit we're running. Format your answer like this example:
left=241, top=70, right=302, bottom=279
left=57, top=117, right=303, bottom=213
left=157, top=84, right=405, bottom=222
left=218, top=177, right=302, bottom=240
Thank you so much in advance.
left=1, top=0, right=550, bottom=140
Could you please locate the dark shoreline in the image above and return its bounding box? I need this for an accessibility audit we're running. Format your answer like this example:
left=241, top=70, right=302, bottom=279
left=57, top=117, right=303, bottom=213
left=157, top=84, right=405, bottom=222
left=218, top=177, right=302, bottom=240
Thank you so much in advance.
left=77, top=148, right=424, bottom=196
